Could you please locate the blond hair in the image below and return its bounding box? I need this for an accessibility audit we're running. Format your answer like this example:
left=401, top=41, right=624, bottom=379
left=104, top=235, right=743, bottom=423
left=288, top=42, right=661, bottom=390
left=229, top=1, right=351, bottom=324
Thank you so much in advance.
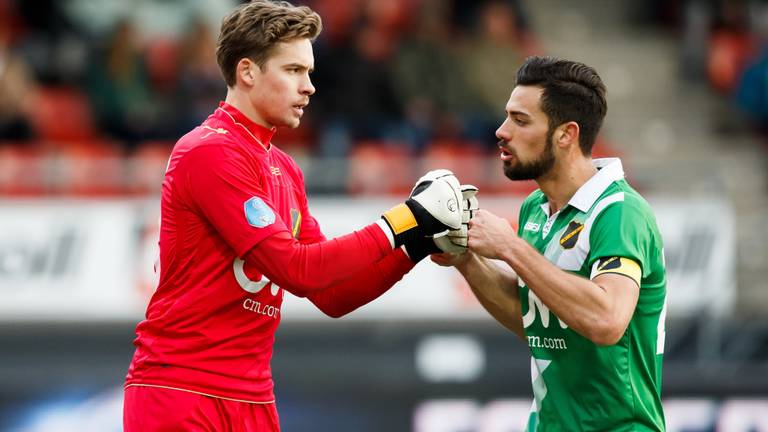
left=216, top=1, right=322, bottom=87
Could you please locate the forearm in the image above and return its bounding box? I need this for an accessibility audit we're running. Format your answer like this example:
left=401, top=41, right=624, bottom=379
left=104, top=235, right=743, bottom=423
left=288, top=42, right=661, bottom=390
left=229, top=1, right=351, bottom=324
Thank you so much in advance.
left=501, top=237, right=617, bottom=343
left=245, top=223, right=392, bottom=297
left=307, top=248, right=414, bottom=318
left=457, top=253, right=524, bottom=338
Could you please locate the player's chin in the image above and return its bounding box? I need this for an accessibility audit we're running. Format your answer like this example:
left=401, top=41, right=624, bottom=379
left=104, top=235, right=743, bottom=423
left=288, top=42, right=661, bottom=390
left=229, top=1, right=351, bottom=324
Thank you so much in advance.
left=280, top=116, right=302, bottom=129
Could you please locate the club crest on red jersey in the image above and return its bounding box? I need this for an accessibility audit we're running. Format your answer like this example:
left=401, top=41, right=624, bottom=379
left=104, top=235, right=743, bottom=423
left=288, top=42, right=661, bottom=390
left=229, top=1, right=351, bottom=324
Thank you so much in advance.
left=244, top=197, right=275, bottom=228
left=290, top=208, right=302, bottom=238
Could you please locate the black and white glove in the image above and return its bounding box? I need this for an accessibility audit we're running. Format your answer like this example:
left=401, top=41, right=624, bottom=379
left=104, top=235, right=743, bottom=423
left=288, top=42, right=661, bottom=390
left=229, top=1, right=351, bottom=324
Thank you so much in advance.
left=381, top=169, right=462, bottom=261
left=434, top=184, right=479, bottom=254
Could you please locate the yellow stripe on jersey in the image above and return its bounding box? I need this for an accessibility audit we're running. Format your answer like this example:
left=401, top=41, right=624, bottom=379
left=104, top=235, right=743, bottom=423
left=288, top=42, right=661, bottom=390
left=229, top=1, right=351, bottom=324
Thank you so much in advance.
left=559, top=223, right=583, bottom=246
left=382, top=203, right=418, bottom=234
left=591, top=256, right=641, bottom=286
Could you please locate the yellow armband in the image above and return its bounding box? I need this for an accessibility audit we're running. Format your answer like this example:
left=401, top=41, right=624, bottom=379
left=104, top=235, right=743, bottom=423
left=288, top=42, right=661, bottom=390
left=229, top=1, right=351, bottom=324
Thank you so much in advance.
left=591, top=256, right=641, bottom=286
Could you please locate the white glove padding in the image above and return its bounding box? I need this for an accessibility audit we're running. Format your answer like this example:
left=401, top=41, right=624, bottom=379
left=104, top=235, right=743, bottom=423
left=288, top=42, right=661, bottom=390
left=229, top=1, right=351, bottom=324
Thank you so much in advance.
left=434, top=184, right=479, bottom=253
left=408, top=169, right=463, bottom=231
left=381, top=169, right=463, bottom=251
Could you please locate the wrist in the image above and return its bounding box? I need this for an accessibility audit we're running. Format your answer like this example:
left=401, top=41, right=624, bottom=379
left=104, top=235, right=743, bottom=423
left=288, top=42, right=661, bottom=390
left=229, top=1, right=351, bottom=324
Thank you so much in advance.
left=499, top=235, right=523, bottom=266
left=381, top=202, right=420, bottom=248
left=375, top=219, right=396, bottom=249
left=453, top=251, right=474, bottom=272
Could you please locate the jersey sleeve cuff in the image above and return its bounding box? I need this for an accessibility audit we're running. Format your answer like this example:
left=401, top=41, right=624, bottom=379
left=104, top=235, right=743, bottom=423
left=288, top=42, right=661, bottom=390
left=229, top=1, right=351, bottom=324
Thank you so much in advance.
left=375, top=219, right=396, bottom=249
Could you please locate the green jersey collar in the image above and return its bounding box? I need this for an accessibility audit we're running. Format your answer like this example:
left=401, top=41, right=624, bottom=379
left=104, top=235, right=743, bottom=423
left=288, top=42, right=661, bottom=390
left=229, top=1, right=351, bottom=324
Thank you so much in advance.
left=568, top=158, right=625, bottom=212
left=539, top=158, right=625, bottom=216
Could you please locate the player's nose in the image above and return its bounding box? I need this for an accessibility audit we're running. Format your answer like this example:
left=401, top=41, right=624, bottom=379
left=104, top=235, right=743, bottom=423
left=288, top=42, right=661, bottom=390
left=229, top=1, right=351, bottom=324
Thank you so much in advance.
left=300, top=76, right=315, bottom=96
left=495, top=118, right=512, bottom=142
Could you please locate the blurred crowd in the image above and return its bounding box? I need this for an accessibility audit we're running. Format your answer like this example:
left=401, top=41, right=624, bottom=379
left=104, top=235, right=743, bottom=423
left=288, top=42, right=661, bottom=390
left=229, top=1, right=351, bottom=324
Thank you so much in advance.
left=674, top=0, right=768, bottom=141
left=0, top=0, right=539, bottom=159
left=7, top=0, right=768, bottom=195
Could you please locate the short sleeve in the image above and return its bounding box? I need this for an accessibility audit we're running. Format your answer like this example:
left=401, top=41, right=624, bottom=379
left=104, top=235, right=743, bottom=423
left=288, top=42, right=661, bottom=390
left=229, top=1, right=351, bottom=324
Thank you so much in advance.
left=588, top=201, right=651, bottom=279
left=179, top=144, right=289, bottom=256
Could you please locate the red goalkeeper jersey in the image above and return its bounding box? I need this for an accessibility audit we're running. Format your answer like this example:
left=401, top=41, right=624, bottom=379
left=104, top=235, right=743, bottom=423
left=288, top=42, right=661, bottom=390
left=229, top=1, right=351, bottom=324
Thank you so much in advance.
left=125, top=102, right=413, bottom=402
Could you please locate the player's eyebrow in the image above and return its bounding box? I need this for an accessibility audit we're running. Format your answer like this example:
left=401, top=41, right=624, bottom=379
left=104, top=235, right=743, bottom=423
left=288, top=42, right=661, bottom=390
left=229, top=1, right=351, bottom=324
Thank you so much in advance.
left=508, top=110, right=531, bottom=118
left=284, top=62, right=314, bottom=73
left=507, top=110, right=531, bottom=117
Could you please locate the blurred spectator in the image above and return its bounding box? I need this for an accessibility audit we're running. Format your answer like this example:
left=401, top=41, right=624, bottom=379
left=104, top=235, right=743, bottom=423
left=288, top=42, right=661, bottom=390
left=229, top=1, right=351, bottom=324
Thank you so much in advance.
left=64, top=0, right=236, bottom=42
left=0, top=24, right=37, bottom=141
left=310, top=0, right=362, bottom=47
left=735, top=47, right=768, bottom=127
left=391, top=0, right=474, bottom=152
left=451, top=0, right=532, bottom=37
left=85, top=19, right=162, bottom=152
left=706, top=0, right=756, bottom=94
left=733, top=2, right=768, bottom=131
left=16, top=0, right=88, bottom=85
left=362, top=0, right=414, bottom=35
left=460, top=0, right=538, bottom=148
left=0, top=0, right=551, bottom=183
left=312, top=2, right=409, bottom=157
left=174, top=17, right=227, bottom=135
left=680, top=0, right=710, bottom=80
left=0, top=0, right=24, bottom=42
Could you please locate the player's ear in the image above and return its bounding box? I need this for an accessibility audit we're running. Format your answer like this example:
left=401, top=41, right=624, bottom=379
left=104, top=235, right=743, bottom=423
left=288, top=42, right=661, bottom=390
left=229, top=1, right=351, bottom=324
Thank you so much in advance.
left=556, top=122, right=579, bottom=149
left=237, top=58, right=257, bottom=86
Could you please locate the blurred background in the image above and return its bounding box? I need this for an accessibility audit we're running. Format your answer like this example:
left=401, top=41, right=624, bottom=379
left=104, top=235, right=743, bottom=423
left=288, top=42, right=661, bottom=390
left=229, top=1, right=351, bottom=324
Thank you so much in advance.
left=1, top=0, right=767, bottom=430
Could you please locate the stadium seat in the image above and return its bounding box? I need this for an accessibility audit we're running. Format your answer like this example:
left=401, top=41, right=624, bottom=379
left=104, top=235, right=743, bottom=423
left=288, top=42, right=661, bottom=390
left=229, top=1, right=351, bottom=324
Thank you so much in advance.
left=28, top=86, right=98, bottom=144
left=127, top=141, right=173, bottom=195
left=421, top=140, right=487, bottom=189
left=53, top=141, right=126, bottom=196
left=347, top=141, right=413, bottom=195
left=0, top=144, right=49, bottom=195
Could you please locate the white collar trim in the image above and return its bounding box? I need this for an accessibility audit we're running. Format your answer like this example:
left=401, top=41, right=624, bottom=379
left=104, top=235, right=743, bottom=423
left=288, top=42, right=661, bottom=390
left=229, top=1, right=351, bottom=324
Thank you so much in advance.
left=538, top=158, right=624, bottom=216
left=568, top=158, right=624, bottom=212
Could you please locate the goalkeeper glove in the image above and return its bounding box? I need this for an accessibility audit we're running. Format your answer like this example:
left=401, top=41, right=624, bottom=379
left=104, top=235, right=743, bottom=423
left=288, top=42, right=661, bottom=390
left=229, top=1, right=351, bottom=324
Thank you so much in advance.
left=434, top=184, right=479, bottom=253
left=381, top=169, right=462, bottom=261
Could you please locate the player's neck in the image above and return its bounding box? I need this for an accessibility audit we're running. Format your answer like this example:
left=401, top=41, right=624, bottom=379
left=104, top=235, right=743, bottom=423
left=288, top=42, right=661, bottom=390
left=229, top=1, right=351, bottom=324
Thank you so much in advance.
left=224, top=89, right=273, bottom=130
left=537, top=156, right=597, bottom=214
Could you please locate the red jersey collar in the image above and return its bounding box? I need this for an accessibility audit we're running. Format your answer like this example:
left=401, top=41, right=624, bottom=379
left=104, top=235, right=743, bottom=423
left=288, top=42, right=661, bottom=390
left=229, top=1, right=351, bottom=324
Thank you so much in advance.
left=216, top=102, right=276, bottom=150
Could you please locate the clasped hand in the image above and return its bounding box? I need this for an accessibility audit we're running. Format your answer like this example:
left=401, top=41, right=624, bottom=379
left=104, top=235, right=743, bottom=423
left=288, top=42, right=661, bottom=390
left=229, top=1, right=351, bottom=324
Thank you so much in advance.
left=466, top=209, right=517, bottom=260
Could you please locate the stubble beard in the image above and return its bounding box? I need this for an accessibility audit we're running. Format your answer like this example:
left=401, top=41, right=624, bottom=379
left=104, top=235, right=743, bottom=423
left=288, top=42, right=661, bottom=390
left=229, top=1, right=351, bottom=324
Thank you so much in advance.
left=502, top=133, right=556, bottom=181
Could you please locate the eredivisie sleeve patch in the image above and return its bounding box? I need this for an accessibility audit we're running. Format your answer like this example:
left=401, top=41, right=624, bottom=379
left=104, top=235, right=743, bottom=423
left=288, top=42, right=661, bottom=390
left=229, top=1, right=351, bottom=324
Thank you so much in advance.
left=244, top=197, right=276, bottom=228
left=590, top=256, right=641, bottom=286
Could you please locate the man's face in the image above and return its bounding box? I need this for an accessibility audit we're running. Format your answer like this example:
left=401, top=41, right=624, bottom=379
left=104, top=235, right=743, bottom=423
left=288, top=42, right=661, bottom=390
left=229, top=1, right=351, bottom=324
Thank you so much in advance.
left=249, top=38, right=315, bottom=129
left=495, top=85, right=556, bottom=181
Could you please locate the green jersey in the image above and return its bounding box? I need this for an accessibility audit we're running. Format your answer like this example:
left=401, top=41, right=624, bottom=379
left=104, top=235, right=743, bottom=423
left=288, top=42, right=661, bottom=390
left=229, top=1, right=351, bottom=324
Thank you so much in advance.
left=517, top=158, right=666, bottom=431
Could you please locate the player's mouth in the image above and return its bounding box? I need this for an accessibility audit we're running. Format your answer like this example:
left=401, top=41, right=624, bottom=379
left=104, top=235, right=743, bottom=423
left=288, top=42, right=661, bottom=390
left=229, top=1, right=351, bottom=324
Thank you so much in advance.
left=499, top=145, right=515, bottom=162
left=292, top=102, right=308, bottom=116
